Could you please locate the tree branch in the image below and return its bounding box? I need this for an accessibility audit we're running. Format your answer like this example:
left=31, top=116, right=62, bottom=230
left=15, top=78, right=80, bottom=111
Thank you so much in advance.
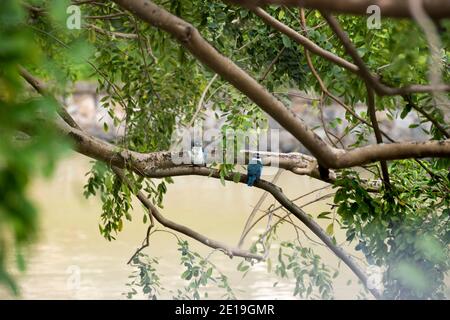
left=131, top=164, right=382, bottom=299
left=86, top=23, right=139, bottom=39
left=227, top=0, right=450, bottom=19
left=334, top=140, right=450, bottom=168
left=321, top=13, right=450, bottom=96
left=251, top=7, right=359, bottom=73
left=112, top=167, right=262, bottom=261
left=18, top=66, right=82, bottom=130
left=366, top=86, right=391, bottom=188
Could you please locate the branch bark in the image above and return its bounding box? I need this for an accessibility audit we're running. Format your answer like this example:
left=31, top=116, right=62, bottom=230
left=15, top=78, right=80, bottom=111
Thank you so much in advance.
left=18, top=66, right=81, bottom=130
left=227, top=0, right=450, bottom=19
left=366, top=86, right=391, bottom=188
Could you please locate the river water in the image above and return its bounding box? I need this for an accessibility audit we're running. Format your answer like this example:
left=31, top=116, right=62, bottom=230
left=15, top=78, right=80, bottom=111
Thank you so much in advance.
left=1, top=153, right=367, bottom=300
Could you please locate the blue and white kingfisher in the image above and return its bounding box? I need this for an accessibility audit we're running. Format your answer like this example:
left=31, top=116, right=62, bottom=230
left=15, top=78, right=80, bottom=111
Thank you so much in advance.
left=247, top=153, right=262, bottom=187
left=191, top=141, right=206, bottom=166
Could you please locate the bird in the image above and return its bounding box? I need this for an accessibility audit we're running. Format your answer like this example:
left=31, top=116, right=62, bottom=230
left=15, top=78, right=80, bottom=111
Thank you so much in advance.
left=247, top=154, right=262, bottom=187
left=191, top=142, right=205, bottom=166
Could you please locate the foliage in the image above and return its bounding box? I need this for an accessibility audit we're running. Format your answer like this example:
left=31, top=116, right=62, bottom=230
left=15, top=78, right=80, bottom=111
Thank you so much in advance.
left=0, top=0, right=69, bottom=294
left=236, top=218, right=336, bottom=300
left=174, top=239, right=236, bottom=300
left=274, top=242, right=335, bottom=299
left=333, top=161, right=449, bottom=299
left=125, top=237, right=236, bottom=300
left=83, top=161, right=172, bottom=240
left=125, top=252, right=162, bottom=300
left=83, top=161, right=133, bottom=240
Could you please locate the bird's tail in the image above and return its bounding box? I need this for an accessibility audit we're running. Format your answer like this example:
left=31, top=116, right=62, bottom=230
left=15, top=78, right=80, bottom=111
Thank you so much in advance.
left=247, top=175, right=257, bottom=187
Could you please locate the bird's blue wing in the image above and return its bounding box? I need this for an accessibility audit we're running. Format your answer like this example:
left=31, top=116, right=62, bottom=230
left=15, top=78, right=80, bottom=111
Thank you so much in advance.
left=255, top=163, right=262, bottom=180
left=247, top=163, right=262, bottom=186
left=247, top=175, right=257, bottom=187
left=248, top=164, right=260, bottom=175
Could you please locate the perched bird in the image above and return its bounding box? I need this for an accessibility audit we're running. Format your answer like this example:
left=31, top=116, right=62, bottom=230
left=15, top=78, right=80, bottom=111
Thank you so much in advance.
left=191, top=142, right=205, bottom=166
left=247, top=154, right=262, bottom=187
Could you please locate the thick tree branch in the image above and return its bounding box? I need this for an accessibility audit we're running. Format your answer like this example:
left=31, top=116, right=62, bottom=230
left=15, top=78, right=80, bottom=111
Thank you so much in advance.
left=21, top=69, right=450, bottom=176
left=334, top=140, right=450, bottom=168
left=227, top=0, right=450, bottom=19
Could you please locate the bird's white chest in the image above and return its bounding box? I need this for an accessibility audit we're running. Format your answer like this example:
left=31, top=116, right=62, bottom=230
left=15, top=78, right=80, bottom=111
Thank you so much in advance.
left=191, top=146, right=205, bottom=165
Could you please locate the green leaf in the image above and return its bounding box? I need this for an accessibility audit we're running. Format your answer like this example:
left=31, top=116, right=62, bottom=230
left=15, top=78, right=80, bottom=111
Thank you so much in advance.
left=326, top=223, right=334, bottom=236
left=181, top=270, right=191, bottom=280
left=317, top=211, right=332, bottom=220
left=281, top=35, right=292, bottom=48
left=220, top=173, right=226, bottom=186
left=400, top=103, right=412, bottom=119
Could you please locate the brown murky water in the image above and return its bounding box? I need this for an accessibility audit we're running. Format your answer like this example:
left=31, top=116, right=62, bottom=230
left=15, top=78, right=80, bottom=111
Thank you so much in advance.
left=1, top=153, right=367, bottom=300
